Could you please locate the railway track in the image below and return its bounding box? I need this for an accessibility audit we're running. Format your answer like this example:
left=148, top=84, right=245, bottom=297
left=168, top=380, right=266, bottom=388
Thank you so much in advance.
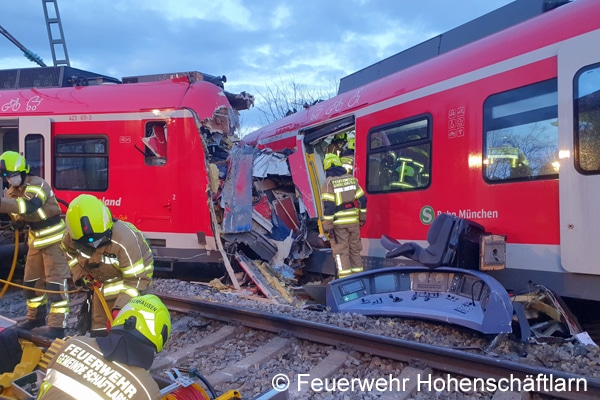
left=154, top=293, right=600, bottom=400
left=2, top=280, right=600, bottom=399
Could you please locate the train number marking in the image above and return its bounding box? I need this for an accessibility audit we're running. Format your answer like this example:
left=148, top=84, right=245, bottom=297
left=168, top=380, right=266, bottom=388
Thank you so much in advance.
left=68, top=114, right=93, bottom=121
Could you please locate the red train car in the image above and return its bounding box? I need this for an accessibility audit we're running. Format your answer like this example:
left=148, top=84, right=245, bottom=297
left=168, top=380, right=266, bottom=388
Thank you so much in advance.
left=0, top=71, right=253, bottom=273
left=239, top=0, right=600, bottom=302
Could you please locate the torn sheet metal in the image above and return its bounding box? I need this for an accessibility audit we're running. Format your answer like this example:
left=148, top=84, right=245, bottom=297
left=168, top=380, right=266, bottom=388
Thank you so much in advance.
left=512, top=286, right=588, bottom=344
left=272, top=192, right=299, bottom=234
left=201, top=105, right=232, bottom=135
left=288, top=143, right=319, bottom=218
left=253, top=150, right=290, bottom=178
left=223, top=230, right=278, bottom=262
left=142, top=124, right=167, bottom=158
left=225, top=91, right=255, bottom=111
left=234, top=251, right=294, bottom=304
left=221, top=145, right=255, bottom=233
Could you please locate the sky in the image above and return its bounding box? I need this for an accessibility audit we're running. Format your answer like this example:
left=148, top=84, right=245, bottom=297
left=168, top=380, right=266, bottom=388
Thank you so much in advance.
left=1, top=0, right=514, bottom=133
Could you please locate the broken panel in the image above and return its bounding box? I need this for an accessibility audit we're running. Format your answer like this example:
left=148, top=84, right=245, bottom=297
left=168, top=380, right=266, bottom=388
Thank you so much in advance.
left=221, top=145, right=255, bottom=233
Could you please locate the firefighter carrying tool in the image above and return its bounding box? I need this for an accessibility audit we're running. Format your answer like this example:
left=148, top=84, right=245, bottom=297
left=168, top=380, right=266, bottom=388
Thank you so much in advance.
left=320, top=153, right=367, bottom=278
left=0, top=151, right=70, bottom=340
left=61, top=194, right=154, bottom=337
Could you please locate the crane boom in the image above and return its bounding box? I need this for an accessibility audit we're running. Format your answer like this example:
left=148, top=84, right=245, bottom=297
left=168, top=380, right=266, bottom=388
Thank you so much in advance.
left=0, top=24, right=47, bottom=67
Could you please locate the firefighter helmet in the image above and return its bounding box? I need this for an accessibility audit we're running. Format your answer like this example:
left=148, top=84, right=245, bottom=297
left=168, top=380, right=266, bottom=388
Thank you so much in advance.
left=112, top=294, right=171, bottom=352
left=66, top=194, right=114, bottom=248
left=0, top=151, right=30, bottom=176
left=333, top=132, right=347, bottom=143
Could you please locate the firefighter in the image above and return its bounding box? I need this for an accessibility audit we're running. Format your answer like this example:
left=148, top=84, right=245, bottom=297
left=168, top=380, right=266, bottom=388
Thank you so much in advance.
left=61, top=194, right=154, bottom=337
left=325, top=133, right=347, bottom=156
left=37, top=294, right=171, bottom=400
left=320, top=153, right=367, bottom=278
left=340, top=137, right=355, bottom=174
left=0, top=151, right=70, bottom=339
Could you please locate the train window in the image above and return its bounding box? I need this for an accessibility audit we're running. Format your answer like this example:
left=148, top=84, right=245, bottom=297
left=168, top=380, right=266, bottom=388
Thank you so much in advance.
left=483, top=79, right=559, bottom=182
left=24, top=134, right=44, bottom=178
left=574, top=63, right=600, bottom=174
left=366, top=116, right=432, bottom=193
left=143, top=121, right=167, bottom=166
left=54, top=136, right=108, bottom=191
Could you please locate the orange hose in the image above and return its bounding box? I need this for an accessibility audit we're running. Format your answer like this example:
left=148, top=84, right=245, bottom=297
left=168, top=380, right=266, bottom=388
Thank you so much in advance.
left=0, top=229, right=20, bottom=299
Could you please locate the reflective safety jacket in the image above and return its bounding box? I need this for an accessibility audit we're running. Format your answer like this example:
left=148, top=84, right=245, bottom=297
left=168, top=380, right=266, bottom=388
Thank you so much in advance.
left=61, top=220, right=154, bottom=310
left=321, top=173, right=367, bottom=231
left=340, top=155, right=354, bottom=174
left=37, top=336, right=161, bottom=400
left=0, top=175, right=66, bottom=248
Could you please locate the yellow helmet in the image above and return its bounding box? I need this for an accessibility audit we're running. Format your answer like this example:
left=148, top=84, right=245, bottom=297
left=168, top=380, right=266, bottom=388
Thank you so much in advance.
left=323, top=153, right=343, bottom=170
left=66, top=194, right=114, bottom=248
left=0, top=151, right=30, bottom=176
left=112, top=294, right=171, bottom=352
left=333, top=133, right=347, bottom=142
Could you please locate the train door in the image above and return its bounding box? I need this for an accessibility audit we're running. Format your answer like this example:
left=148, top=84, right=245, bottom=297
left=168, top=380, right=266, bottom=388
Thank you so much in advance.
left=19, top=117, right=52, bottom=182
left=301, top=116, right=355, bottom=231
left=558, top=29, right=600, bottom=275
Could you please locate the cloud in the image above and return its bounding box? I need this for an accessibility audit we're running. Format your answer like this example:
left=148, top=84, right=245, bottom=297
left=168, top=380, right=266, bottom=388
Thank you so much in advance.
left=1, top=0, right=514, bottom=128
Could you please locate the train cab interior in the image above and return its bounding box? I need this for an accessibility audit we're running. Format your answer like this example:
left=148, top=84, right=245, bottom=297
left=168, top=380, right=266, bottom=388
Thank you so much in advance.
left=365, top=117, right=431, bottom=193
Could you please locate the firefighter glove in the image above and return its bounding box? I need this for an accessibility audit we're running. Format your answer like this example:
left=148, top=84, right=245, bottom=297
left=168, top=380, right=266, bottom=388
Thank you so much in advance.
left=80, top=275, right=101, bottom=289
left=9, top=220, right=25, bottom=231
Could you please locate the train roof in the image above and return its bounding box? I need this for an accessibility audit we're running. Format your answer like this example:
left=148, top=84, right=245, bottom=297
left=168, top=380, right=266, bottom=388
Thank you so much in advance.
left=0, top=75, right=254, bottom=117
left=242, top=0, right=597, bottom=146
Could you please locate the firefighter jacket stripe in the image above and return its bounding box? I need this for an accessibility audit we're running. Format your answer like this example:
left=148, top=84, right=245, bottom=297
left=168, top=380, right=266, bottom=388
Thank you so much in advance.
left=50, top=299, right=70, bottom=315
left=0, top=176, right=65, bottom=248
left=321, top=174, right=367, bottom=228
left=29, top=219, right=66, bottom=248
left=37, top=337, right=158, bottom=400
left=61, top=220, right=153, bottom=309
left=26, top=293, right=48, bottom=308
left=41, top=370, right=105, bottom=400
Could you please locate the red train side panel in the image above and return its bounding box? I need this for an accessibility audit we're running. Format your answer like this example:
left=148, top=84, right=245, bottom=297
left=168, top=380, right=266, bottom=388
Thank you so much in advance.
left=239, top=0, right=600, bottom=301
left=0, top=77, right=250, bottom=270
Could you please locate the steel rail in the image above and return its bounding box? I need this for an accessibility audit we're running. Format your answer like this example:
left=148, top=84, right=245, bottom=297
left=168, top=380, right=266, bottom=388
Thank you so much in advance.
left=159, top=293, right=600, bottom=400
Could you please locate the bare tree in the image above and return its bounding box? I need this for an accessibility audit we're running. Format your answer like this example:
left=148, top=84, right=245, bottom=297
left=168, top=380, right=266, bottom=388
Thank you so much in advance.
left=254, top=76, right=338, bottom=126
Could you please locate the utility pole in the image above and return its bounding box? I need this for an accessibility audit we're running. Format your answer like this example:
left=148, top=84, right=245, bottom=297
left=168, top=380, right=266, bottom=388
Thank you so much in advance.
left=42, top=0, right=70, bottom=67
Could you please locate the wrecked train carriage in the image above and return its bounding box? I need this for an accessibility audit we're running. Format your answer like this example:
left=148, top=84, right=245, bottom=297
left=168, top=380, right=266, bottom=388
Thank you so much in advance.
left=0, top=69, right=253, bottom=274
left=219, top=145, right=317, bottom=280
left=219, top=118, right=350, bottom=282
left=224, top=0, right=600, bottom=306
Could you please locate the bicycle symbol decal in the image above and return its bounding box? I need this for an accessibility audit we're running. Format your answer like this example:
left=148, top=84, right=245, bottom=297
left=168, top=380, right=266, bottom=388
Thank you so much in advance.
left=347, top=89, right=361, bottom=108
left=1, top=98, right=20, bottom=112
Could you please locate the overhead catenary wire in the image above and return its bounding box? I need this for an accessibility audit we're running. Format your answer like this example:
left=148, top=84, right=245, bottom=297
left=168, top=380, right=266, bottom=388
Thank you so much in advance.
left=0, top=24, right=47, bottom=67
